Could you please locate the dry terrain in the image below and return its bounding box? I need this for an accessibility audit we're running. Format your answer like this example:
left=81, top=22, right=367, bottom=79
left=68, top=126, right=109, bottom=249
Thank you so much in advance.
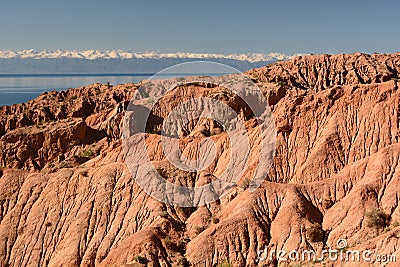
left=0, top=53, right=400, bottom=266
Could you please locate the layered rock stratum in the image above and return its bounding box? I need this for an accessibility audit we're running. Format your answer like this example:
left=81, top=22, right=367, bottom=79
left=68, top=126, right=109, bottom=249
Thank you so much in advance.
left=0, top=52, right=400, bottom=266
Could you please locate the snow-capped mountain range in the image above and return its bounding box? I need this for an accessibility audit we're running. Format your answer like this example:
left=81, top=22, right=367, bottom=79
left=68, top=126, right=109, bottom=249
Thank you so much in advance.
left=0, top=49, right=293, bottom=63
left=0, top=50, right=301, bottom=74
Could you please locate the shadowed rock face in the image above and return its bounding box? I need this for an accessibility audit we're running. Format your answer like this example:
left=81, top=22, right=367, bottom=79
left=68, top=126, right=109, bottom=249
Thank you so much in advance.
left=0, top=53, right=400, bottom=267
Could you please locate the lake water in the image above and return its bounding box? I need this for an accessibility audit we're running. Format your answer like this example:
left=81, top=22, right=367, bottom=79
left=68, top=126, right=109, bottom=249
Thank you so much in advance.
left=0, top=74, right=152, bottom=106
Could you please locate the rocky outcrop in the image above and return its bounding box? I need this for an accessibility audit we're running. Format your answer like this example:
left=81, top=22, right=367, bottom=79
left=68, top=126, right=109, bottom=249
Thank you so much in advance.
left=0, top=83, right=137, bottom=137
left=0, top=53, right=399, bottom=266
left=266, top=80, right=399, bottom=184
left=247, top=52, right=400, bottom=91
left=0, top=118, right=107, bottom=170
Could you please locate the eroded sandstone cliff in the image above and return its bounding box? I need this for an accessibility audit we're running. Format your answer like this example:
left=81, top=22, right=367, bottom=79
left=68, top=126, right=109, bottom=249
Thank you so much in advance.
left=0, top=53, right=399, bottom=267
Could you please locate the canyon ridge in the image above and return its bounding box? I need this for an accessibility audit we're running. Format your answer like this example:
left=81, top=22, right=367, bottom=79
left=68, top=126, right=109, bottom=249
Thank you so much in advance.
left=0, top=52, right=400, bottom=266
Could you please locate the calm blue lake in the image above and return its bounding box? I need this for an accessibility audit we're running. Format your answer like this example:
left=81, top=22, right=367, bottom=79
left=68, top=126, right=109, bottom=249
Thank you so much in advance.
left=0, top=74, right=152, bottom=106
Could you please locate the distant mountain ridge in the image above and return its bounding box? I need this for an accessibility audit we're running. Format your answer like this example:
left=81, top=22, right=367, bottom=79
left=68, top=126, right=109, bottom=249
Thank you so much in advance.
left=0, top=50, right=298, bottom=74
left=0, top=49, right=293, bottom=62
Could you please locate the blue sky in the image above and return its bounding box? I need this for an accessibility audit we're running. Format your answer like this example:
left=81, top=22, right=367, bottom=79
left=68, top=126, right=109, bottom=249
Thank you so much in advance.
left=1, top=0, right=399, bottom=55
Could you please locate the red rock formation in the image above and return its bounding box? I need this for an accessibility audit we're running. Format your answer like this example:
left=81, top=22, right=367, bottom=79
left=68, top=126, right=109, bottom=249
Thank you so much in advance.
left=0, top=53, right=399, bottom=266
